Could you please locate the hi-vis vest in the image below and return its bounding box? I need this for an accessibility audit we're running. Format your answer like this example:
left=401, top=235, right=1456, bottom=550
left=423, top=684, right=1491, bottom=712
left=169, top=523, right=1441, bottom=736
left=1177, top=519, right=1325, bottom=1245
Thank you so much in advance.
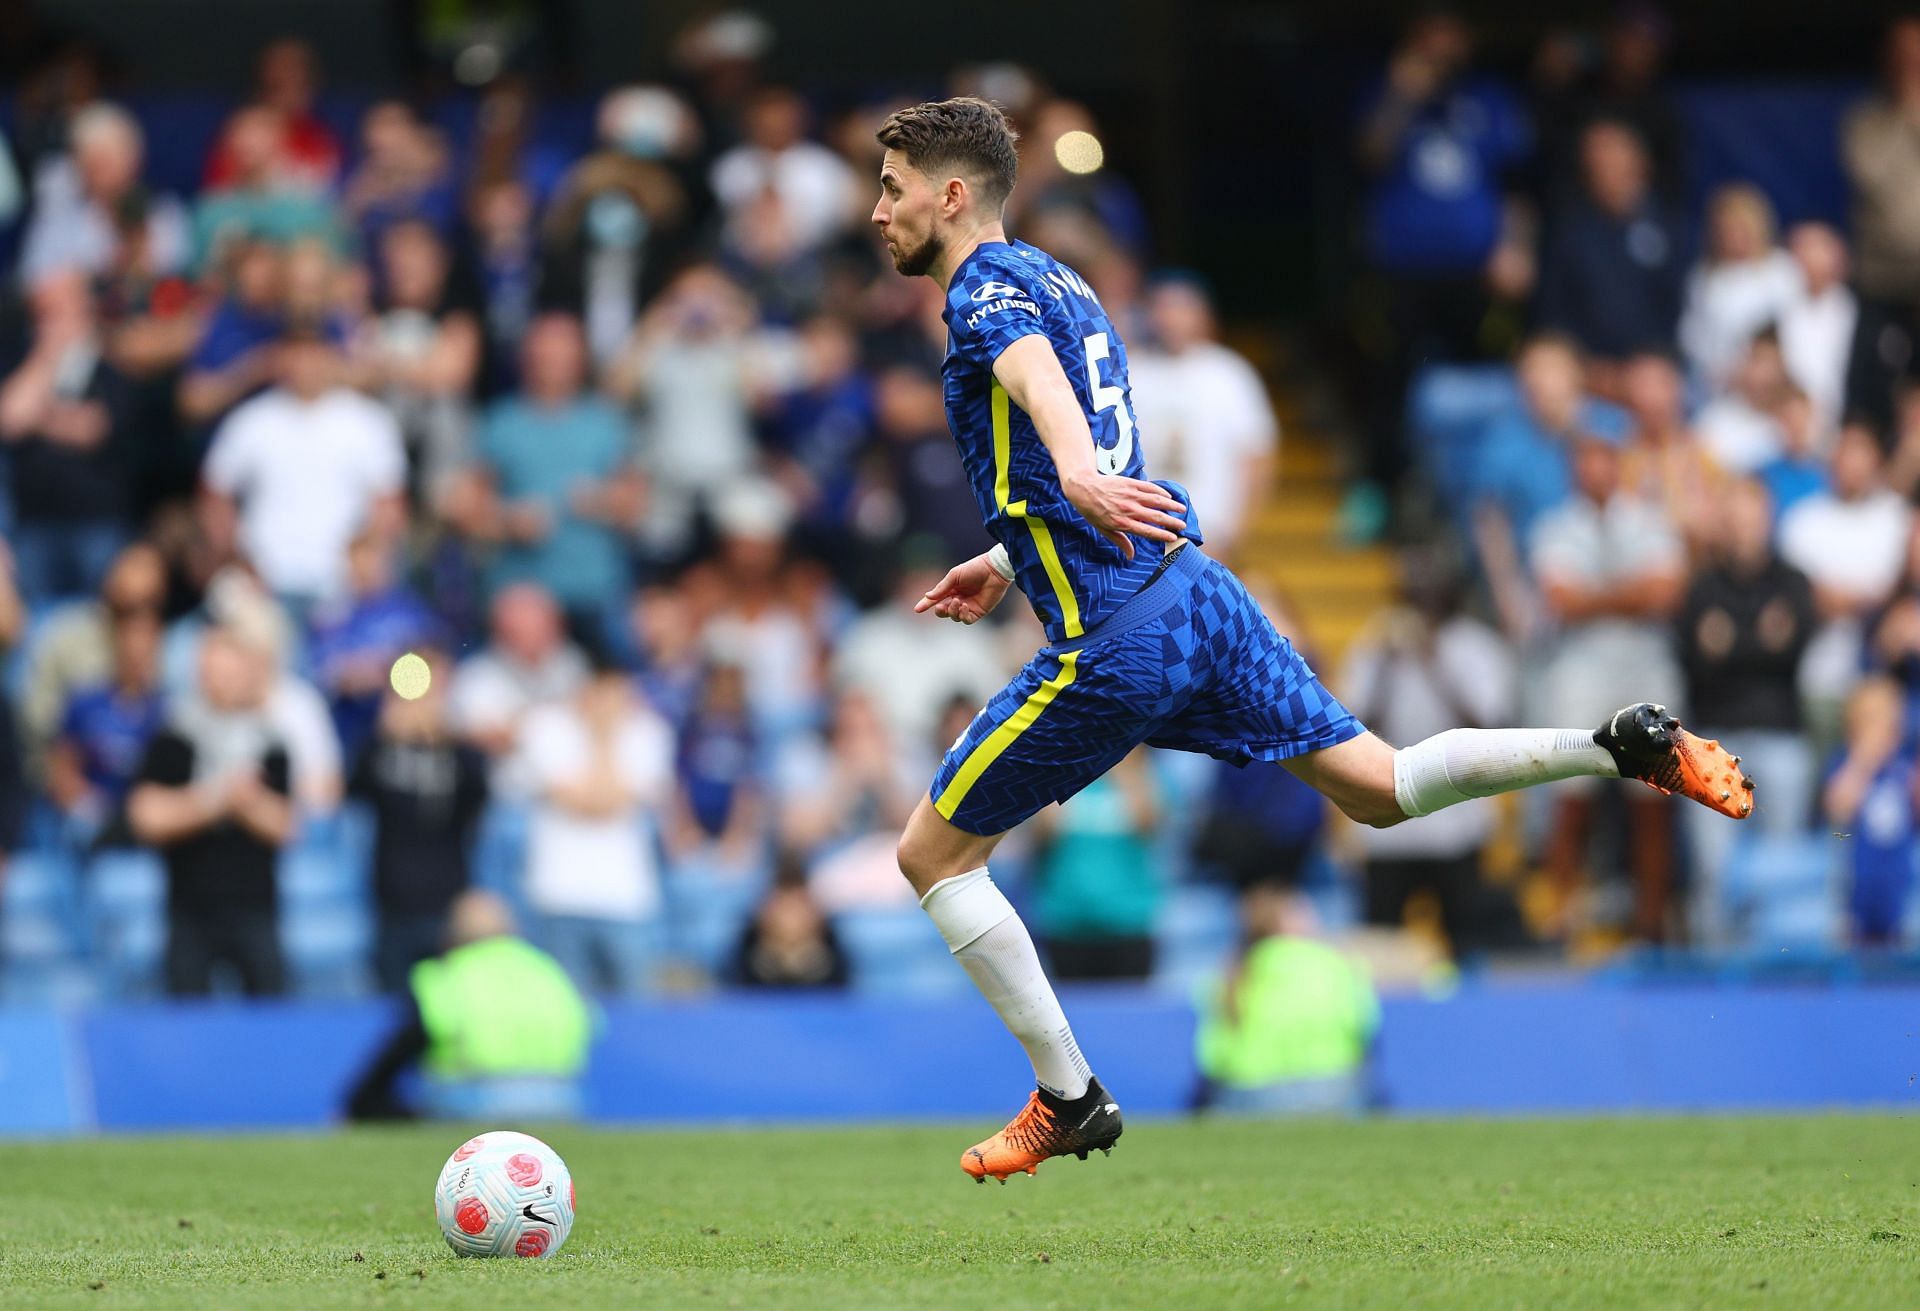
left=411, top=936, right=592, bottom=1081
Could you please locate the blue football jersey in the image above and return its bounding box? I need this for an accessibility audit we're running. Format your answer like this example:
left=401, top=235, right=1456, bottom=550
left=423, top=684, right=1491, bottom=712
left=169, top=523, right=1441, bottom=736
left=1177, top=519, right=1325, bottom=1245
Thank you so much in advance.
left=941, top=239, right=1201, bottom=645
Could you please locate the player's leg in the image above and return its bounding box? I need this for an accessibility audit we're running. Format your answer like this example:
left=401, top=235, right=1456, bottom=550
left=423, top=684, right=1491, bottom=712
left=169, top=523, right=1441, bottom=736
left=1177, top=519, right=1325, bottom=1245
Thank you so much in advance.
left=907, top=649, right=1140, bottom=1182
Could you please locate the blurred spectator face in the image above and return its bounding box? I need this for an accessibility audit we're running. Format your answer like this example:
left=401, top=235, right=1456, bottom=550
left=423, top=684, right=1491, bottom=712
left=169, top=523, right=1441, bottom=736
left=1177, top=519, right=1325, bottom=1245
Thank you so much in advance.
left=282, top=239, right=336, bottom=318
left=830, top=688, right=889, bottom=749
left=229, top=240, right=285, bottom=309
left=934, top=695, right=979, bottom=754
left=1776, top=390, right=1817, bottom=457
left=1831, top=424, right=1886, bottom=500
left=199, top=628, right=268, bottom=712
left=520, top=314, right=588, bottom=402
left=1605, top=10, right=1668, bottom=88
left=1886, top=17, right=1920, bottom=93
left=745, top=88, right=808, bottom=152
left=699, top=660, right=749, bottom=715
left=258, top=39, right=318, bottom=114
left=344, top=531, right=392, bottom=598
left=103, top=543, right=166, bottom=612
left=491, top=583, right=563, bottom=665
left=1580, top=122, right=1651, bottom=217
left=470, top=179, right=534, bottom=249
left=70, top=104, right=143, bottom=202
left=109, top=601, right=161, bottom=688
left=1406, top=13, right=1473, bottom=77
left=1707, top=186, right=1776, bottom=265
left=1733, top=335, right=1789, bottom=405
left=579, top=667, right=634, bottom=727
left=380, top=220, right=448, bottom=310
left=1788, top=223, right=1849, bottom=294
left=798, top=316, right=859, bottom=386
left=361, top=101, right=420, bottom=164
left=226, top=106, right=286, bottom=184
left=597, top=85, right=698, bottom=160
left=1572, top=437, right=1624, bottom=503
left=277, top=334, right=338, bottom=399
left=1622, top=353, right=1683, bottom=430
left=1846, top=677, right=1904, bottom=758
left=1146, top=281, right=1216, bottom=354
left=1517, top=337, right=1585, bottom=428
left=875, top=366, right=944, bottom=437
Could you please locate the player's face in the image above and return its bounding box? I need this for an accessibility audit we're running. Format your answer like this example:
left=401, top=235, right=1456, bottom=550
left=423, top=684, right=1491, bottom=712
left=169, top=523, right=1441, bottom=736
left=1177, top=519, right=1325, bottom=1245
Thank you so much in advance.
left=873, top=151, right=941, bottom=277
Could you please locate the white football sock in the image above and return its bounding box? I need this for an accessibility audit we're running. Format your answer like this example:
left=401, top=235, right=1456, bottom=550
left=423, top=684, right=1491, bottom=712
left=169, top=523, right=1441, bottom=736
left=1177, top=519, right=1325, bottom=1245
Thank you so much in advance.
left=1393, top=728, right=1620, bottom=819
left=919, top=867, right=1093, bottom=1100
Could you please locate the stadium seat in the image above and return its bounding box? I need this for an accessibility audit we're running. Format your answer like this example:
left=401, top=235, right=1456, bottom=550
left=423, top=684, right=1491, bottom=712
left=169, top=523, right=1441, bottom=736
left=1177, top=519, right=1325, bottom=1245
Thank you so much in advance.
left=834, top=906, right=968, bottom=999
left=1720, top=833, right=1840, bottom=951
left=1154, top=883, right=1242, bottom=995
left=660, top=867, right=766, bottom=979
left=1, top=850, right=81, bottom=972
left=82, top=848, right=167, bottom=999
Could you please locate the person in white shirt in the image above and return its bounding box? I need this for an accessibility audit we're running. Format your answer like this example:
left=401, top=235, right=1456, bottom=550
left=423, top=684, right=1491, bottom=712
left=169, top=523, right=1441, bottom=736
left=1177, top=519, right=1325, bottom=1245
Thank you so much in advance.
left=447, top=583, right=589, bottom=798
left=517, top=655, right=674, bottom=995
left=1694, top=328, right=1791, bottom=476
left=1780, top=421, right=1914, bottom=729
left=1339, top=552, right=1514, bottom=958
left=1678, top=183, right=1801, bottom=391
left=1125, top=276, right=1278, bottom=559
left=19, top=102, right=189, bottom=286
left=1530, top=431, right=1688, bottom=941
left=200, top=328, right=406, bottom=608
left=1778, top=223, right=1860, bottom=436
left=709, top=87, right=859, bottom=258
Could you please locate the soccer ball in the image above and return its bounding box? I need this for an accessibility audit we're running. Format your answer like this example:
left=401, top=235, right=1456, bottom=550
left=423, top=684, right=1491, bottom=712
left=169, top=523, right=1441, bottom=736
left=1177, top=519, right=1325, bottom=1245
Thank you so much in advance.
left=434, top=1130, right=575, bottom=1259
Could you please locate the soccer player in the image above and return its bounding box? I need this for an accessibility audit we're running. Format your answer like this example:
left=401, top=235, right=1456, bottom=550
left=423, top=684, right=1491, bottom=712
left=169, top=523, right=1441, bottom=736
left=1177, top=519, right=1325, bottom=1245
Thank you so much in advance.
left=872, top=97, right=1753, bottom=1183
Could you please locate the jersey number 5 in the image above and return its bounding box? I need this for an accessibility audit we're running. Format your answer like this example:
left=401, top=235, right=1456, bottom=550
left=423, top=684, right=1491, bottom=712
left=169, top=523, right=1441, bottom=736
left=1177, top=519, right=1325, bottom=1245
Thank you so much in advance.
left=1082, top=333, right=1138, bottom=476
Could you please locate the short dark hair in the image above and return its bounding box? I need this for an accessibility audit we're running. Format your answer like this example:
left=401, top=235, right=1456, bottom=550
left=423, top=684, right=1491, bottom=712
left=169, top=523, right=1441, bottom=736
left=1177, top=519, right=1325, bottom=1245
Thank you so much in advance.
left=876, top=96, right=1019, bottom=209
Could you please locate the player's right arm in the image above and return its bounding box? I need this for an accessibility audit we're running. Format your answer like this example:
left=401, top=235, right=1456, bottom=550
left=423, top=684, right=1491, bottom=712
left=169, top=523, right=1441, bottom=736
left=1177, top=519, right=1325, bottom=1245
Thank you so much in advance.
left=990, top=335, right=1186, bottom=561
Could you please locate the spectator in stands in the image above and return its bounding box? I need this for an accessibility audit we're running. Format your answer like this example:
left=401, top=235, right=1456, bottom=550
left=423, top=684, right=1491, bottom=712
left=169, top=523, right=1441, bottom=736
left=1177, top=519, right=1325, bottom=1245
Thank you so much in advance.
left=1340, top=549, right=1514, bottom=958
left=1008, top=100, right=1151, bottom=256
left=1780, top=421, right=1914, bottom=741
left=1194, top=888, right=1379, bottom=1115
left=667, top=637, right=768, bottom=881
left=448, top=582, right=588, bottom=796
left=1352, top=10, right=1529, bottom=510
left=704, top=481, right=819, bottom=737
left=47, top=578, right=165, bottom=850
left=763, top=313, right=876, bottom=571
left=518, top=650, right=674, bottom=995
left=1027, top=749, right=1163, bottom=982
left=1471, top=335, right=1631, bottom=633
left=200, top=325, right=406, bottom=613
left=1678, top=479, right=1817, bottom=943
left=357, top=218, right=482, bottom=507
left=1694, top=328, right=1792, bottom=476
left=18, top=101, right=189, bottom=286
left=202, top=39, right=342, bottom=195
left=177, top=239, right=287, bottom=429
left=341, top=101, right=458, bottom=249
left=1618, top=350, right=1724, bottom=554
left=128, top=624, right=295, bottom=997
left=191, top=106, right=343, bottom=272
left=777, top=687, right=917, bottom=871
left=1678, top=184, right=1800, bottom=391
left=1757, top=385, right=1830, bottom=526
left=0, top=271, right=138, bottom=604
left=1823, top=676, right=1916, bottom=947
left=350, top=651, right=490, bottom=993
left=1536, top=119, right=1684, bottom=376
left=1779, top=223, right=1860, bottom=436
left=20, top=541, right=164, bottom=782
left=445, top=312, right=640, bottom=632
left=1530, top=6, right=1683, bottom=207
left=1532, top=430, right=1687, bottom=940
left=306, top=527, right=444, bottom=763
left=859, top=364, right=992, bottom=574
left=1844, top=18, right=1920, bottom=311
left=607, top=265, right=765, bottom=562
left=732, top=855, right=849, bottom=989
left=467, top=178, right=540, bottom=397
left=711, top=86, right=859, bottom=262
left=1126, top=275, right=1279, bottom=561
left=345, top=890, right=590, bottom=1121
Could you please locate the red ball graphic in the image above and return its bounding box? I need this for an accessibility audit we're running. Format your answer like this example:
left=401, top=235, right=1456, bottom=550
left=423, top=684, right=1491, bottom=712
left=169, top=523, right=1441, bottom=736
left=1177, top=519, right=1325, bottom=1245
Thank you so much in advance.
left=454, top=1196, right=489, bottom=1235
left=505, top=1152, right=543, bottom=1188
left=452, top=1135, right=487, bottom=1162
left=515, top=1227, right=552, bottom=1258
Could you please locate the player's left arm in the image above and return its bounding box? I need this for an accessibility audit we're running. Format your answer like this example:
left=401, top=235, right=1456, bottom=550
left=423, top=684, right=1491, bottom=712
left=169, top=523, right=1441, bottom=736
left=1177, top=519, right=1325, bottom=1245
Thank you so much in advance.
left=990, top=335, right=1186, bottom=560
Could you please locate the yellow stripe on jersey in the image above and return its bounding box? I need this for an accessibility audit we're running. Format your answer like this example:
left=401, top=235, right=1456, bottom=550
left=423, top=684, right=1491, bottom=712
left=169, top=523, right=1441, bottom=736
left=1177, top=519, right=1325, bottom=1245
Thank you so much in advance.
left=935, top=650, right=1082, bottom=822
left=990, top=378, right=1084, bottom=639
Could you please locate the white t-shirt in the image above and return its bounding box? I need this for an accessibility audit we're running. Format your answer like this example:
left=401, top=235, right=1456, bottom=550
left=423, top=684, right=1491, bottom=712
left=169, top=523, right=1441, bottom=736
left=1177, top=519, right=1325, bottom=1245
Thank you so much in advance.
left=203, top=387, right=405, bottom=599
left=830, top=607, right=1011, bottom=753
left=268, top=674, right=343, bottom=812
left=1780, top=489, right=1913, bottom=702
left=1339, top=616, right=1514, bottom=859
left=1778, top=282, right=1859, bottom=433
left=517, top=701, right=673, bottom=921
left=447, top=645, right=589, bottom=797
left=1694, top=395, right=1785, bottom=476
left=1127, top=342, right=1278, bottom=548
left=710, top=141, right=857, bottom=253
left=1678, top=249, right=1800, bottom=387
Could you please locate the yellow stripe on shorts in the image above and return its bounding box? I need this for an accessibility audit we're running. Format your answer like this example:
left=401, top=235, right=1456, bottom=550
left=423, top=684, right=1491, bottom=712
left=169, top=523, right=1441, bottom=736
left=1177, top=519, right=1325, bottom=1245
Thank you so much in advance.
left=935, top=651, right=1082, bottom=822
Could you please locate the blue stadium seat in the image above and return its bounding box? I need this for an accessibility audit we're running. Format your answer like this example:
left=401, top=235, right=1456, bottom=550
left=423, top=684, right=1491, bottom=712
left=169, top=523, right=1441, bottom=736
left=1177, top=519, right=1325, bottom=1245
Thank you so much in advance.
left=1154, top=884, right=1241, bottom=995
left=1, top=851, right=80, bottom=970
left=82, top=848, right=167, bottom=998
left=280, top=826, right=372, bottom=998
left=660, top=868, right=766, bottom=978
left=1721, top=833, right=1840, bottom=950
left=834, top=906, right=967, bottom=999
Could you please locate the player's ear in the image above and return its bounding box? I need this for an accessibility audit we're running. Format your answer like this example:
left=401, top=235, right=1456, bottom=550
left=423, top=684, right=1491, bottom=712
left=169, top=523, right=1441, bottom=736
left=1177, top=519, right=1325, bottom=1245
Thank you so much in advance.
left=943, top=175, right=968, bottom=218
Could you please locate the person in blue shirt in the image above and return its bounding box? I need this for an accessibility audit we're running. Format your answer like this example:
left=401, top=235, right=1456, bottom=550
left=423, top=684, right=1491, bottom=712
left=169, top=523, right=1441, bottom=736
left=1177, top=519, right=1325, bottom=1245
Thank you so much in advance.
left=871, top=96, right=1752, bottom=1184
left=48, top=589, right=166, bottom=847
left=1823, top=677, right=1916, bottom=945
left=306, top=528, right=447, bottom=763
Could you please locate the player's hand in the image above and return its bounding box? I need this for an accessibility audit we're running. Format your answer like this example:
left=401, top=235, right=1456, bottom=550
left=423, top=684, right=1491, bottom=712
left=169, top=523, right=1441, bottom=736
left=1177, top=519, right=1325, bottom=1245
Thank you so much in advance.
left=1062, top=470, right=1187, bottom=561
left=914, top=554, right=1011, bottom=625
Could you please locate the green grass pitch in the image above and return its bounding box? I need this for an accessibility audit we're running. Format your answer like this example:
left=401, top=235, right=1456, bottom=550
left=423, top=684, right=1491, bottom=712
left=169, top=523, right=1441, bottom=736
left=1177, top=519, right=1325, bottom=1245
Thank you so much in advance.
left=4, top=1114, right=1915, bottom=1309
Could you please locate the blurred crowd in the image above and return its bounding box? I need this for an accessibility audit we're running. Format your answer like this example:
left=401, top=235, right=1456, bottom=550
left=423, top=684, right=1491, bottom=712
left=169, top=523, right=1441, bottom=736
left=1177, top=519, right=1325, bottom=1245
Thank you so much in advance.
left=1348, top=10, right=1920, bottom=951
left=0, top=17, right=1290, bottom=1003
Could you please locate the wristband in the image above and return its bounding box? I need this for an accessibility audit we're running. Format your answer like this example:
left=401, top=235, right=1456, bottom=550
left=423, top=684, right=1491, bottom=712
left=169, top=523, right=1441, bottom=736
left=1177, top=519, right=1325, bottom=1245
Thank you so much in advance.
left=987, top=543, right=1015, bottom=581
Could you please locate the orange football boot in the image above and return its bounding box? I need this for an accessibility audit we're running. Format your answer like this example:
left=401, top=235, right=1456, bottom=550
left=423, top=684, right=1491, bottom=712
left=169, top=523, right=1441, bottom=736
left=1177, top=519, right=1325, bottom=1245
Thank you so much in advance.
left=1595, top=702, right=1755, bottom=819
left=961, top=1078, right=1123, bottom=1183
